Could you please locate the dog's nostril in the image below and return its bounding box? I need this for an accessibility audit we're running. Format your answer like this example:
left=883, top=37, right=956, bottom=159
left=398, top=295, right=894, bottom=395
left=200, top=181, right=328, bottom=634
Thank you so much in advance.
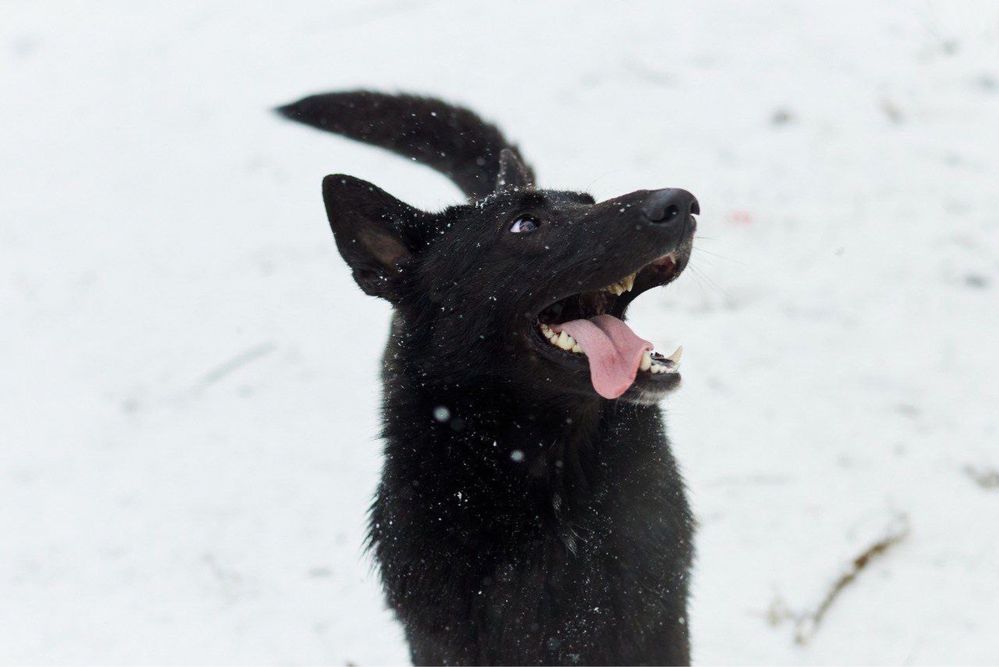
left=642, top=189, right=697, bottom=224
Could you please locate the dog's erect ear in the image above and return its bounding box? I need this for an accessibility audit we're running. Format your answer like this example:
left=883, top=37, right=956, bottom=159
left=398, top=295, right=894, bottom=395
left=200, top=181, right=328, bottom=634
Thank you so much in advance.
left=496, top=148, right=534, bottom=191
left=323, top=174, right=424, bottom=302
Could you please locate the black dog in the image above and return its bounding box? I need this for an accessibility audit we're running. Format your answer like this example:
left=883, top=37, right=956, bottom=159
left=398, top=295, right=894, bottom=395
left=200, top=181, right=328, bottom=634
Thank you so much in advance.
left=278, top=92, right=698, bottom=666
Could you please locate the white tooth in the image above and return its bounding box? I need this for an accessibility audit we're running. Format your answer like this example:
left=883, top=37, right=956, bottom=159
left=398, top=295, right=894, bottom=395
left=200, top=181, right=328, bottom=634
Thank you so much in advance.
left=571, top=343, right=582, bottom=353
left=557, top=331, right=571, bottom=349
left=624, top=274, right=636, bottom=292
left=640, top=351, right=652, bottom=371
left=666, top=345, right=683, bottom=365
left=548, top=331, right=558, bottom=342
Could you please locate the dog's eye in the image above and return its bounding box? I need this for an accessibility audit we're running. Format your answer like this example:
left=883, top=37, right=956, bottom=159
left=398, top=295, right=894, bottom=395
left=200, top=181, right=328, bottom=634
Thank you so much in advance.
left=509, top=215, right=540, bottom=234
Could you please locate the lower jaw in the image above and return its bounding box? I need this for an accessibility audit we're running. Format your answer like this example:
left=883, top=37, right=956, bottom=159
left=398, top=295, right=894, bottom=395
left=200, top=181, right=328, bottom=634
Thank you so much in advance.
left=620, top=371, right=682, bottom=403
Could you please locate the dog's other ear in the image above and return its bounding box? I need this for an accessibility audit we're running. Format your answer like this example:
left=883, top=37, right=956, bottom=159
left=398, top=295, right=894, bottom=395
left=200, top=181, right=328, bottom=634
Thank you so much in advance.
left=323, top=174, right=424, bottom=302
left=496, top=148, right=534, bottom=191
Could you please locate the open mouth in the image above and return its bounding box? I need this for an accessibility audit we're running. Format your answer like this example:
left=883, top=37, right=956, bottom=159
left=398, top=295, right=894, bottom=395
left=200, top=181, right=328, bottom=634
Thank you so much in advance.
left=534, top=252, right=684, bottom=399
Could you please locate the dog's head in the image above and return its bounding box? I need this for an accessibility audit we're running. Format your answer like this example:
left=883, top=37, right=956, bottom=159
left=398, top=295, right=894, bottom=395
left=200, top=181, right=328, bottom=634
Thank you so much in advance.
left=324, top=151, right=697, bottom=405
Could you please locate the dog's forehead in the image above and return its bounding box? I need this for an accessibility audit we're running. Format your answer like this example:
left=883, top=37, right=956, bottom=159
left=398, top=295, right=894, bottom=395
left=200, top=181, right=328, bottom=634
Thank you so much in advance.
left=471, top=188, right=595, bottom=214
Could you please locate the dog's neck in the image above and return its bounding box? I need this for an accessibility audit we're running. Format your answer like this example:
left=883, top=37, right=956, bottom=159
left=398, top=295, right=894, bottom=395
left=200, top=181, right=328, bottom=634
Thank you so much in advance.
left=384, top=355, right=666, bottom=499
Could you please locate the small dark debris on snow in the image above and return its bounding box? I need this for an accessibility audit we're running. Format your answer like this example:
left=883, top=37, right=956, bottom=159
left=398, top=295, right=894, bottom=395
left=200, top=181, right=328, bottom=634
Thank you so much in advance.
left=762, top=593, right=794, bottom=627
left=963, top=273, right=990, bottom=289
left=880, top=99, right=904, bottom=124
left=771, top=108, right=794, bottom=126
left=964, top=465, right=999, bottom=490
left=198, top=341, right=276, bottom=388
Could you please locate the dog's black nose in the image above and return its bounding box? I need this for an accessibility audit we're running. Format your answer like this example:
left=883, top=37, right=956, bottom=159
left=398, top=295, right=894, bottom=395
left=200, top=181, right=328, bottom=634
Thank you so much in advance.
left=641, top=189, right=700, bottom=223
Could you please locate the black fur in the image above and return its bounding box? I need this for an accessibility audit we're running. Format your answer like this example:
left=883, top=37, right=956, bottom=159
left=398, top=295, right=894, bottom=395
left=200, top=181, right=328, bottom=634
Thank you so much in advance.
left=277, top=92, right=533, bottom=200
left=278, top=91, right=697, bottom=665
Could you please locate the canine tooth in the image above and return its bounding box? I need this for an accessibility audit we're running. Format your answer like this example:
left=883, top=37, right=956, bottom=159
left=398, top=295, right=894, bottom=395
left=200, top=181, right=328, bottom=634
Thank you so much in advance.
left=571, top=343, right=582, bottom=353
left=604, top=274, right=637, bottom=295
left=640, top=351, right=652, bottom=371
left=666, top=345, right=683, bottom=365
left=556, top=331, right=572, bottom=349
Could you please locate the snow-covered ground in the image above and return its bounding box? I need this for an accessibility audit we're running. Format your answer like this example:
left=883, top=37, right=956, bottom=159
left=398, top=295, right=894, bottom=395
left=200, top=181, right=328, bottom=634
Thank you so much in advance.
left=3, top=1, right=998, bottom=664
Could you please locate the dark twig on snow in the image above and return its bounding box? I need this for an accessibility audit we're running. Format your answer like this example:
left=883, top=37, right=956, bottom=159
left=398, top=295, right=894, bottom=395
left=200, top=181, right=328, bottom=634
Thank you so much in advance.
left=198, top=341, right=276, bottom=387
left=793, top=514, right=910, bottom=646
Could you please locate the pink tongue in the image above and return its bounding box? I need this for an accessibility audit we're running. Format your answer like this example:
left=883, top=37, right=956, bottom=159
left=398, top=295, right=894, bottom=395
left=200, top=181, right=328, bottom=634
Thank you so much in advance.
left=553, top=314, right=652, bottom=399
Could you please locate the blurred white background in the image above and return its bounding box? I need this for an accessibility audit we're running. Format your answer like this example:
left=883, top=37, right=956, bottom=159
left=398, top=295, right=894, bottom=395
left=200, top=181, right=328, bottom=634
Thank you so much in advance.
left=2, top=1, right=998, bottom=664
